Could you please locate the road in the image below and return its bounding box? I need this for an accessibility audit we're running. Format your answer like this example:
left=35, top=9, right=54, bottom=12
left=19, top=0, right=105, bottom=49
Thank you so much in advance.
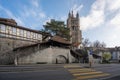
left=94, top=64, right=120, bottom=80
left=80, top=63, right=120, bottom=80
left=0, top=64, right=73, bottom=80
left=0, top=64, right=120, bottom=80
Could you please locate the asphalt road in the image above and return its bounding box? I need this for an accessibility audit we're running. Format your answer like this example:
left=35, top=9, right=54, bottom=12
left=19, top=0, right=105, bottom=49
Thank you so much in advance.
left=97, top=64, right=120, bottom=80
left=81, top=63, right=120, bottom=80
left=0, top=64, right=120, bottom=80
left=0, top=64, right=74, bottom=80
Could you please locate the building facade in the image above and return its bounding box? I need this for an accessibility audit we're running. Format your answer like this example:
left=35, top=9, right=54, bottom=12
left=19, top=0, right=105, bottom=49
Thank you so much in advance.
left=88, top=47, right=120, bottom=63
left=67, top=11, right=82, bottom=47
left=0, top=18, right=42, bottom=42
left=12, top=36, right=75, bottom=64
left=0, top=18, right=43, bottom=55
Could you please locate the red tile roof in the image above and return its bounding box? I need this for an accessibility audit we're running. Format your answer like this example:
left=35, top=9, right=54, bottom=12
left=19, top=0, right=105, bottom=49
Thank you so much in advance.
left=51, top=36, right=70, bottom=44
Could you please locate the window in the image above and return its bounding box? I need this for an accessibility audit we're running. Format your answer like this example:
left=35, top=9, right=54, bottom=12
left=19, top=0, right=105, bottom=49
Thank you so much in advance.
left=20, top=29, right=24, bottom=37
left=9, top=26, right=13, bottom=34
left=38, top=34, right=42, bottom=40
left=72, top=20, right=76, bottom=25
left=12, top=27, right=16, bottom=35
left=0, top=34, right=5, bottom=37
left=33, top=33, right=36, bottom=39
left=16, top=28, right=20, bottom=36
left=6, top=26, right=12, bottom=34
left=24, top=30, right=26, bottom=38
left=0, top=24, right=5, bottom=37
left=72, top=26, right=75, bottom=30
left=30, top=32, right=33, bottom=39
left=0, top=24, right=6, bottom=33
left=27, top=31, right=31, bottom=39
left=36, top=33, right=38, bottom=39
left=6, top=26, right=9, bottom=34
left=35, top=33, right=37, bottom=39
left=72, top=26, right=74, bottom=30
left=0, top=24, right=1, bottom=32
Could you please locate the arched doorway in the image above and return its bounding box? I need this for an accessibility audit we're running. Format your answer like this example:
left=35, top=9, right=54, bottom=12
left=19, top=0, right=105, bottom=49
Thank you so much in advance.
left=56, top=55, right=67, bottom=64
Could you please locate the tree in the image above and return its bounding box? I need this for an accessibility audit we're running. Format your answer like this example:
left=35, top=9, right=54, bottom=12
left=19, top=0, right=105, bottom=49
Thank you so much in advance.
left=42, top=19, right=70, bottom=40
left=101, top=42, right=106, bottom=48
left=82, top=38, right=107, bottom=48
left=93, top=40, right=101, bottom=48
left=82, top=38, right=91, bottom=47
left=102, top=52, right=111, bottom=63
left=92, top=40, right=106, bottom=48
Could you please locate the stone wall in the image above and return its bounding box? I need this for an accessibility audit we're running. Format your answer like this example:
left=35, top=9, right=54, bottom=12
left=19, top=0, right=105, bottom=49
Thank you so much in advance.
left=0, top=37, right=75, bottom=64
left=17, top=47, right=52, bottom=64
left=0, top=37, right=36, bottom=64
left=0, top=37, right=36, bottom=53
left=15, top=46, right=75, bottom=64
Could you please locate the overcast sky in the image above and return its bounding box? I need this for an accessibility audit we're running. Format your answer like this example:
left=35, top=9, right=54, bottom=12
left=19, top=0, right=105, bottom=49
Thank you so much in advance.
left=0, top=0, right=120, bottom=47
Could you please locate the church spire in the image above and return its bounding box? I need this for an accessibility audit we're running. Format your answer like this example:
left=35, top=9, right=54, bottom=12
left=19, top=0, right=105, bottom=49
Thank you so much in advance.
left=67, top=11, right=82, bottom=47
left=76, top=12, right=79, bottom=19
left=68, top=11, right=71, bottom=17
left=71, top=10, right=74, bottom=17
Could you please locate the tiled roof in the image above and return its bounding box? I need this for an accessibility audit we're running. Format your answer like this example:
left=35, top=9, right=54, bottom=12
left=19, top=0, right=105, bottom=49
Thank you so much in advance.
left=14, top=36, right=71, bottom=50
left=13, top=41, right=48, bottom=51
left=51, top=36, right=70, bottom=44
left=0, top=17, right=17, bottom=25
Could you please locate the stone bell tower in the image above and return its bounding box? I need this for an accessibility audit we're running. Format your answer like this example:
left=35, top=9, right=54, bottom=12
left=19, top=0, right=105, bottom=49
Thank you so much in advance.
left=67, top=11, right=82, bottom=47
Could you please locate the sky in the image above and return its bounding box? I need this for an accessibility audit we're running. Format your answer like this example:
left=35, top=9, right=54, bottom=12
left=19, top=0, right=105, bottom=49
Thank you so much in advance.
left=0, top=0, right=120, bottom=47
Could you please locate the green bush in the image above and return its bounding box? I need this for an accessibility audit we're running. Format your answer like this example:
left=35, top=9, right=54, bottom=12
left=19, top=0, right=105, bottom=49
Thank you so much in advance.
left=102, top=52, right=111, bottom=63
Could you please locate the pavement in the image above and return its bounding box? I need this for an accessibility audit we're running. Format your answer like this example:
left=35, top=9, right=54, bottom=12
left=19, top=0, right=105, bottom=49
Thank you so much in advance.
left=79, top=63, right=120, bottom=80
left=0, top=64, right=74, bottom=80
left=105, top=75, right=120, bottom=80
left=0, top=63, right=120, bottom=80
left=64, top=64, right=110, bottom=80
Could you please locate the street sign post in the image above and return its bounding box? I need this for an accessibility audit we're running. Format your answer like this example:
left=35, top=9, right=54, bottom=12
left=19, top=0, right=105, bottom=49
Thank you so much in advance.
left=88, top=50, right=93, bottom=68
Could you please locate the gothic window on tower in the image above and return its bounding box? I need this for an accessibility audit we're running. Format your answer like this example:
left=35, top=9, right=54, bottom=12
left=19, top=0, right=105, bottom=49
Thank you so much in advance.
left=72, top=26, right=74, bottom=30
left=72, top=21, right=75, bottom=25
left=72, top=20, right=77, bottom=25
left=72, top=26, right=77, bottom=31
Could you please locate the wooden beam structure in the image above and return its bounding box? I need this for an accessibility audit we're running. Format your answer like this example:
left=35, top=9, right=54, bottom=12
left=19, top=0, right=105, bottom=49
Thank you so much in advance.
left=0, top=18, right=42, bottom=42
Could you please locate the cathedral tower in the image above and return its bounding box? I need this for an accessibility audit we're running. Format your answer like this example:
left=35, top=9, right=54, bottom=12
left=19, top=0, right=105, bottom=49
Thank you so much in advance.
left=67, top=11, right=82, bottom=47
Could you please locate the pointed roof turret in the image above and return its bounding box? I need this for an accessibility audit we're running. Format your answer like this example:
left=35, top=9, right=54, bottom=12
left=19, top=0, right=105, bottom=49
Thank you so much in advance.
left=71, top=10, right=74, bottom=17
left=76, top=12, right=79, bottom=19
left=76, top=12, right=79, bottom=17
left=68, top=11, right=71, bottom=17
